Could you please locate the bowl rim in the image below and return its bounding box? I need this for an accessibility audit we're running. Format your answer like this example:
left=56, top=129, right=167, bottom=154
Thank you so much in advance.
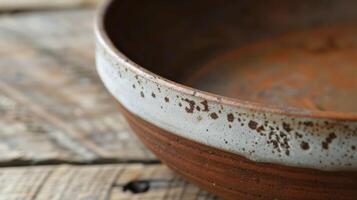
left=95, top=0, right=357, bottom=121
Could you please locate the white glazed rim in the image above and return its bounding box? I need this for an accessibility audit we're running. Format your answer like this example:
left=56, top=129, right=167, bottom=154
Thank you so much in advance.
left=95, top=0, right=357, bottom=122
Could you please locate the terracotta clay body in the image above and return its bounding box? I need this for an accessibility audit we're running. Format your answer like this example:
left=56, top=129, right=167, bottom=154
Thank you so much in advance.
left=95, top=0, right=357, bottom=199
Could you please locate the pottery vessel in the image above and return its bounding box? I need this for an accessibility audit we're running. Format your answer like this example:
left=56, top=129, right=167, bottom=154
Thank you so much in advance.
left=95, top=0, right=357, bottom=199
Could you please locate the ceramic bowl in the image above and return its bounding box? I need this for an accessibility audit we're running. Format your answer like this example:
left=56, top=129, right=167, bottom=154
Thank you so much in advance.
left=95, top=0, right=357, bottom=199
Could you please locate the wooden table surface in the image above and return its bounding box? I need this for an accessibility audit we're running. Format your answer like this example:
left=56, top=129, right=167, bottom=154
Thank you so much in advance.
left=0, top=2, right=218, bottom=199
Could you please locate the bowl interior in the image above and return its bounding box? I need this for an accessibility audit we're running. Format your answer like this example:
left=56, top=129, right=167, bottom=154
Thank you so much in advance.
left=104, top=0, right=357, bottom=113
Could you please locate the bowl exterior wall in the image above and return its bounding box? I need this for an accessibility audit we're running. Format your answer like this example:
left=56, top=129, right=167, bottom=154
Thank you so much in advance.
left=119, top=102, right=357, bottom=200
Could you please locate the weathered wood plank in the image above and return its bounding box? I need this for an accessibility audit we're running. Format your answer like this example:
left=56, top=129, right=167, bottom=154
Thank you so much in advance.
left=0, top=10, right=155, bottom=164
left=0, top=91, right=85, bottom=163
left=0, top=0, right=102, bottom=11
left=112, top=165, right=218, bottom=200
left=0, top=164, right=218, bottom=200
left=0, top=166, right=52, bottom=200
left=35, top=165, right=121, bottom=200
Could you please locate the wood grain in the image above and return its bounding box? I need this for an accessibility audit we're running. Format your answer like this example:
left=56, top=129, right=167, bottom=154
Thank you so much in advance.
left=35, top=165, right=121, bottom=200
left=0, top=164, right=218, bottom=200
left=0, top=10, right=155, bottom=164
left=0, top=166, right=52, bottom=200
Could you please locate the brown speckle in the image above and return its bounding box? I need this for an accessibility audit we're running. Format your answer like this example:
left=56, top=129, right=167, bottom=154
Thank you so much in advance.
left=257, top=125, right=265, bottom=133
left=248, top=120, right=258, bottom=130
left=200, top=100, right=209, bottom=112
left=303, top=121, right=314, bottom=127
left=210, top=112, right=218, bottom=120
left=151, top=93, right=156, bottom=98
left=322, top=132, right=337, bottom=150
left=229, top=124, right=232, bottom=128
left=164, top=97, right=169, bottom=102
left=280, top=132, right=286, bottom=138
left=282, top=122, right=292, bottom=132
left=183, top=98, right=195, bottom=113
left=227, top=113, right=234, bottom=122
left=196, top=106, right=201, bottom=111
left=140, top=91, right=145, bottom=98
left=178, top=103, right=182, bottom=107
left=285, top=150, right=290, bottom=156
left=267, top=129, right=291, bottom=156
left=351, top=145, right=356, bottom=150
left=270, top=140, right=278, bottom=149
left=300, top=141, right=310, bottom=150
left=295, top=132, right=303, bottom=138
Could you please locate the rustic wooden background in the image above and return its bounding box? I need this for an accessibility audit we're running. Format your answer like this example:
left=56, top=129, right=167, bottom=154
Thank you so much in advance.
left=0, top=1, right=218, bottom=199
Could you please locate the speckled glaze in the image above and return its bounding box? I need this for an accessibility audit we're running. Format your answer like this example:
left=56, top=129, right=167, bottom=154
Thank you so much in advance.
left=95, top=0, right=357, bottom=199
left=96, top=34, right=357, bottom=171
